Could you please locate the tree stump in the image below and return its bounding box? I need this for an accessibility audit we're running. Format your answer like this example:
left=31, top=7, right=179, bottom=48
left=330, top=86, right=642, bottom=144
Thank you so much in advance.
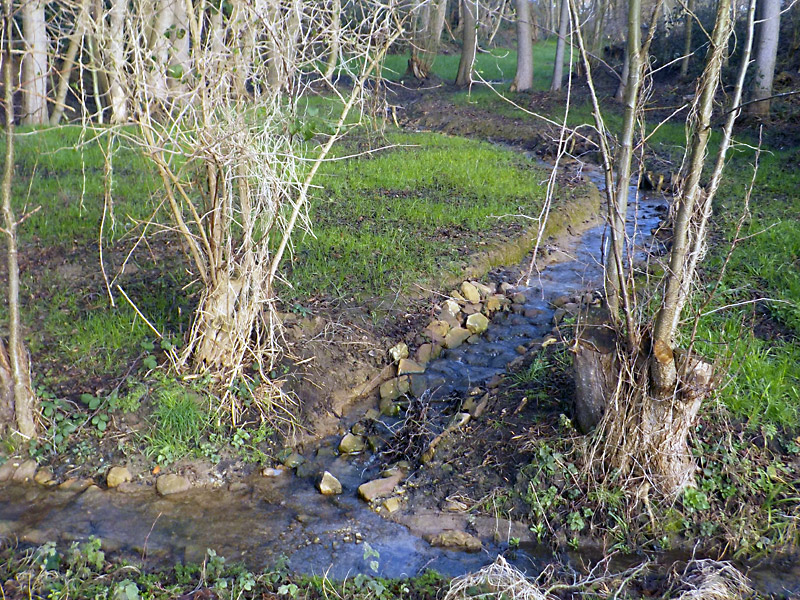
left=572, top=327, right=617, bottom=433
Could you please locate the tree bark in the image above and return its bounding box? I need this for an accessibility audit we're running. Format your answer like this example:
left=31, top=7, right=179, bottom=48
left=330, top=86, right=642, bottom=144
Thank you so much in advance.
left=107, top=0, right=130, bottom=123
left=409, top=0, right=449, bottom=80
left=21, top=0, right=50, bottom=124
left=324, top=0, right=342, bottom=81
left=550, top=0, right=570, bottom=91
left=2, top=4, right=36, bottom=439
left=511, top=0, right=534, bottom=91
left=455, top=0, right=477, bottom=86
left=50, top=0, right=90, bottom=125
left=748, top=0, right=780, bottom=116
left=679, top=0, right=694, bottom=78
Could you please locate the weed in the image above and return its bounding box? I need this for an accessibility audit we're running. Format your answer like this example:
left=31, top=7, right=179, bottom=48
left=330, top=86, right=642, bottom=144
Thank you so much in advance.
left=143, top=378, right=209, bottom=465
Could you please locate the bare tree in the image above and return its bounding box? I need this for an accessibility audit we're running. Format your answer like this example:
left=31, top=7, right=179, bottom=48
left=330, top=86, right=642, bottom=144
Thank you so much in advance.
left=1, top=1, right=37, bottom=440
left=511, top=0, right=534, bottom=91
left=679, top=0, right=695, bottom=78
left=456, top=0, right=478, bottom=86
left=20, top=0, right=50, bottom=124
left=748, top=0, right=781, bottom=116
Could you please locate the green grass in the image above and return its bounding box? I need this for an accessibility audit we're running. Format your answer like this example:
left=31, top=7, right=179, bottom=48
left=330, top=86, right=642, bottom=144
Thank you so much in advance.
left=143, top=377, right=210, bottom=465
left=6, top=126, right=159, bottom=245
left=284, top=130, right=548, bottom=300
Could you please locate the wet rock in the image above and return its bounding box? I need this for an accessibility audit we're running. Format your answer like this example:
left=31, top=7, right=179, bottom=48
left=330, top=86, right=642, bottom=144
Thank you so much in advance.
left=460, top=281, right=481, bottom=304
left=281, top=452, right=306, bottom=469
left=397, top=358, right=425, bottom=376
left=472, top=281, right=494, bottom=299
left=0, top=459, right=21, bottom=481
left=116, top=482, right=146, bottom=493
left=462, top=303, right=482, bottom=315
left=485, top=294, right=508, bottom=312
left=34, top=467, right=55, bottom=486
left=228, top=482, right=249, bottom=492
left=511, top=292, right=527, bottom=304
left=425, top=320, right=451, bottom=343
left=11, top=459, right=37, bottom=482
left=379, top=397, right=400, bottom=417
left=382, top=497, right=402, bottom=514
left=516, top=345, right=527, bottom=355
left=466, top=334, right=482, bottom=344
left=351, top=421, right=367, bottom=435
left=487, top=374, right=504, bottom=388
left=466, top=313, right=489, bottom=334
left=443, top=499, right=468, bottom=512
left=553, top=308, right=567, bottom=324
left=388, top=342, right=409, bottom=362
left=318, top=471, right=342, bottom=496
left=444, top=327, right=471, bottom=349
left=426, top=530, right=482, bottom=552
left=364, top=408, right=380, bottom=421
left=408, top=374, right=428, bottom=398
left=295, top=462, right=316, bottom=479
left=552, top=294, right=570, bottom=307
left=59, top=478, right=91, bottom=492
left=358, top=472, right=403, bottom=502
left=380, top=376, right=409, bottom=401
left=106, top=466, right=132, bottom=488
left=262, top=466, right=287, bottom=477
left=367, top=436, right=386, bottom=452
left=564, top=302, right=580, bottom=314
left=500, top=282, right=513, bottom=293
left=339, top=433, right=366, bottom=455
left=511, top=304, right=526, bottom=315
left=415, top=343, right=433, bottom=365
left=156, top=474, right=191, bottom=496
left=524, top=308, right=543, bottom=319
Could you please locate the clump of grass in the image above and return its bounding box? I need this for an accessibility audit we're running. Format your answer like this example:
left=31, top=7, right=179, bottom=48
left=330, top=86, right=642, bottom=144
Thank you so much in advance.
left=143, top=378, right=209, bottom=465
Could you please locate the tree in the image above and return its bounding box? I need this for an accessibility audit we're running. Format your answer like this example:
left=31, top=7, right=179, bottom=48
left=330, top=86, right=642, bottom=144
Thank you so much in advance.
left=455, top=0, right=478, bottom=86
left=511, top=0, right=534, bottom=91
left=408, top=0, right=449, bottom=80
left=679, top=0, right=695, bottom=78
left=748, top=0, right=780, bottom=116
left=1, top=0, right=37, bottom=440
left=550, top=0, right=570, bottom=91
left=572, top=0, right=743, bottom=496
left=21, top=0, right=50, bottom=124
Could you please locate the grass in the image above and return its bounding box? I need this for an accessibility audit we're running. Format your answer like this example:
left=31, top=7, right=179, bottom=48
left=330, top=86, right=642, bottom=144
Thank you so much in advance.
left=283, top=129, right=548, bottom=300
left=7, top=126, right=159, bottom=245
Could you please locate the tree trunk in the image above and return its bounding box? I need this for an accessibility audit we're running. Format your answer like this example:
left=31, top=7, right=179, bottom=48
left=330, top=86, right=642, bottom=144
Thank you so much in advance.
left=550, top=0, right=570, bottom=91
left=324, top=0, right=342, bottom=81
left=511, top=0, right=534, bottom=91
left=107, top=0, right=129, bottom=123
left=748, top=0, right=780, bottom=116
left=679, top=0, right=694, bottom=78
left=21, top=0, right=50, bottom=124
left=573, top=327, right=617, bottom=433
left=455, top=0, right=477, bottom=86
left=2, top=5, right=36, bottom=439
left=409, top=0, right=449, bottom=79
left=168, top=0, right=191, bottom=92
left=50, top=0, right=90, bottom=125
left=588, top=0, right=607, bottom=68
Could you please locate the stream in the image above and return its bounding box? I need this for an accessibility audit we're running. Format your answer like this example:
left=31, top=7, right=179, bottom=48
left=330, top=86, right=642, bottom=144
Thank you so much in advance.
left=1, top=172, right=798, bottom=597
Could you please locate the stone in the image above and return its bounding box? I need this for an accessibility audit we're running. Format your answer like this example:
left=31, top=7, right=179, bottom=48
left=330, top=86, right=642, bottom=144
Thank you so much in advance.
left=466, top=313, right=489, bottom=335
left=487, top=374, right=504, bottom=389
left=426, top=530, right=482, bottom=552
left=467, top=335, right=481, bottom=344
left=116, top=482, right=145, bottom=494
left=472, top=281, right=494, bottom=298
left=382, top=497, right=402, bottom=514
left=339, top=433, right=366, bottom=455
left=34, top=468, right=55, bottom=486
left=295, top=462, right=316, bottom=479
left=444, top=327, right=471, bottom=349
left=106, top=466, right=132, bottom=488
left=442, top=299, right=461, bottom=319
left=397, top=359, right=425, bottom=376
left=380, top=376, right=409, bottom=401
left=0, top=460, right=20, bottom=481
left=156, top=474, right=191, bottom=496
left=499, top=282, right=513, bottom=293
left=564, top=302, right=580, bottom=314
left=430, top=344, right=442, bottom=359
left=364, top=408, right=380, bottom=421
left=408, top=374, right=428, bottom=398
left=59, top=478, right=91, bottom=492
left=281, top=452, right=306, bottom=469
left=462, top=303, right=482, bottom=315
left=262, top=466, right=287, bottom=477
left=379, top=397, right=400, bottom=417
left=11, top=459, right=37, bottom=482
left=553, top=308, right=567, bottom=324
left=358, top=472, right=403, bottom=502
left=511, top=304, right=525, bottom=315
left=552, top=294, right=570, bottom=307
left=425, top=320, right=451, bottom=343
left=450, top=290, right=467, bottom=303
left=485, top=295, right=506, bottom=312
left=415, top=343, right=433, bottom=365
left=460, top=281, right=481, bottom=304
left=516, top=345, right=527, bottom=355
left=388, top=342, right=409, bottom=362
left=524, top=308, right=543, bottom=319
left=511, top=292, right=527, bottom=304
left=367, top=436, right=385, bottom=452
left=318, top=471, right=342, bottom=496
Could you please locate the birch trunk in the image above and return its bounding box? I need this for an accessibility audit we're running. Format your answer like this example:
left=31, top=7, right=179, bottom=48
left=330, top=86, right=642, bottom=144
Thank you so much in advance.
left=748, top=0, right=780, bottom=116
left=107, top=0, right=129, bottom=123
left=51, top=0, right=90, bottom=125
left=550, top=0, right=570, bottom=90
left=323, top=0, right=342, bottom=81
left=511, top=0, right=534, bottom=91
left=21, top=0, right=50, bottom=124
